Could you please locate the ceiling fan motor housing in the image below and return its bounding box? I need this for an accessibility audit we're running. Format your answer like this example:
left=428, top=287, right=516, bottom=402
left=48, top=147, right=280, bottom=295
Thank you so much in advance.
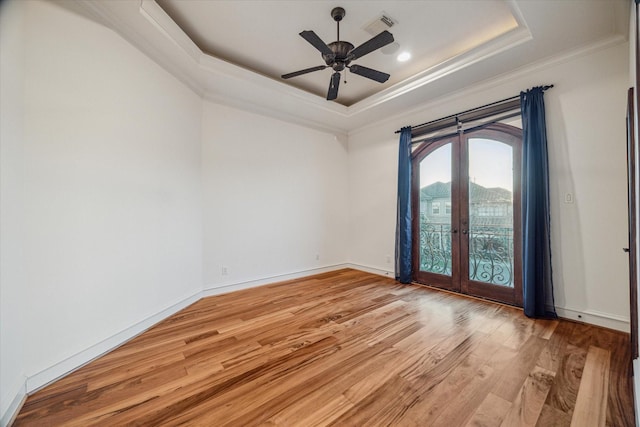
left=323, top=41, right=354, bottom=71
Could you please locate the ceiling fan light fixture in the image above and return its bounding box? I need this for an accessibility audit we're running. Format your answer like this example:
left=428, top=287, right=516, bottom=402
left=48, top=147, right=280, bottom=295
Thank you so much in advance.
left=397, top=51, right=411, bottom=62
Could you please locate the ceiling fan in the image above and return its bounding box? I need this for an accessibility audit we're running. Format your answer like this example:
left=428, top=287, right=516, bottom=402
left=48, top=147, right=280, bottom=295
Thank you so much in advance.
left=281, top=7, right=394, bottom=101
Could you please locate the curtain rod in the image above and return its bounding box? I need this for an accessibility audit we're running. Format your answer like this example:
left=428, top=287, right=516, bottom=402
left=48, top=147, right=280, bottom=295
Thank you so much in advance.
left=394, top=84, right=554, bottom=134
left=410, top=110, right=522, bottom=146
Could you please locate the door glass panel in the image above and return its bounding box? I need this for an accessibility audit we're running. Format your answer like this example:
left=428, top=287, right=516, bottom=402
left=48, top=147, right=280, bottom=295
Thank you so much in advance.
left=468, top=138, right=514, bottom=287
left=419, top=144, right=452, bottom=276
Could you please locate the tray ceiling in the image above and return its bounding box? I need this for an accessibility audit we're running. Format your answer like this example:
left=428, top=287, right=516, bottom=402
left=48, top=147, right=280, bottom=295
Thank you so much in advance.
left=56, top=0, right=629, bottom=134
left=156, top=0, right=521, bottom=106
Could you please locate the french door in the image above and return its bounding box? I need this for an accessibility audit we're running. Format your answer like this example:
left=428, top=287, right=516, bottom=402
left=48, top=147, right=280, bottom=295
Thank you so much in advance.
left=411, top=123, right=523, bottom=306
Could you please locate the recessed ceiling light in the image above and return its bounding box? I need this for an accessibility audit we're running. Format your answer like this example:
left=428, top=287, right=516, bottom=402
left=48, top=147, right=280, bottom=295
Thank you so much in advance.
left=397, top=51, right=411, bottom=62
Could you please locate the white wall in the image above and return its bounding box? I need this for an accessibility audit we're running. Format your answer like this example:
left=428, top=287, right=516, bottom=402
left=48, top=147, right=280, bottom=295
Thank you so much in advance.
left=348, top=41, right=631, bottom=330
left=15, top=0, right=203, bottom=394
left=201, top=102, right=349, bottom=290
left=0, top=1, right=27, bottom=423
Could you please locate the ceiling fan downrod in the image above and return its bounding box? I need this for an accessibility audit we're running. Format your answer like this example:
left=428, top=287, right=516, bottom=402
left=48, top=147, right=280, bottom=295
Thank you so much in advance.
left=331, top=7, right=345, bottom=42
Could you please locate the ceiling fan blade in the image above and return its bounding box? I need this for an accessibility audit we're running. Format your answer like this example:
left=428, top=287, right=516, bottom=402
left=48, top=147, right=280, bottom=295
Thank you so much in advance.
left=282, top=65, right=328, bottom=79
left=327, top=72, right=341, bottom=101
left=299, top=30, right=335, bottom=59
left=348, top=30, right=394, bottom=60
left=348, top=64, right=390, bottom=83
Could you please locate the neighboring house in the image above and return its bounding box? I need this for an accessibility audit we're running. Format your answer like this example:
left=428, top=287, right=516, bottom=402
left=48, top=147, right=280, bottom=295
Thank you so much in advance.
left=420, top=181, right=513, bottom=228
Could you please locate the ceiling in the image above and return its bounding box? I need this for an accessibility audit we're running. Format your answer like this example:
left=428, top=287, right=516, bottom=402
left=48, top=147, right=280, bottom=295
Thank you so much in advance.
left=155, top=0, right=521, bottom=106
left=59, top=0, right=628, bottom=134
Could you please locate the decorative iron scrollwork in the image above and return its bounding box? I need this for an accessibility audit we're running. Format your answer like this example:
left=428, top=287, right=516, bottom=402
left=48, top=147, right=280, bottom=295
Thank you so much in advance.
left=419, top=219, right=514, bottom=287
left=468, top=226, right=513, bottom=287
left=419, top=221, right=453, bottom=276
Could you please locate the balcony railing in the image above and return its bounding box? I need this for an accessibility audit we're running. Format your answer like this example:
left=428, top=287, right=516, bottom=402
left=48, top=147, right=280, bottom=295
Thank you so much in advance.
left=419, top=223, right=453, bottom=276
left=468, top=225, right=514, bottom=287
left=419, top=221, right=514, bottom=287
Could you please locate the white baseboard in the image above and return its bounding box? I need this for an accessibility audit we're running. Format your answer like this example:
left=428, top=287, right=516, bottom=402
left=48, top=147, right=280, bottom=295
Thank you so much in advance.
left=634, top=359, right=640, bottom=427
left=19, top=265, right=354, bottom=409
left=346, top=264, right=630, bottom=333
left=1, top=379, right=26, bottom=427
left=202, top=264, right=350, bottom=297
left=554, top=306, right=630, bottom=332
left=25, top=290, right=202, bottom=394
left=345, top=263, right=395, bottom=278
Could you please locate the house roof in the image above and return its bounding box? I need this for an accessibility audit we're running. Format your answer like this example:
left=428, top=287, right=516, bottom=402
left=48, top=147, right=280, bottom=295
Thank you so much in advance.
left=421, top=181, right=511, bottom=203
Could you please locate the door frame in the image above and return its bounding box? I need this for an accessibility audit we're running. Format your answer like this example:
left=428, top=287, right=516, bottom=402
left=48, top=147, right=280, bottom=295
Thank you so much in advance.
left=627, top=87, right=638, bottom=359
left=411, top=135, right=462, bottom=292
left=460, top=124, right=523, bottom=307
left=411, top=123, right=523, bottom=307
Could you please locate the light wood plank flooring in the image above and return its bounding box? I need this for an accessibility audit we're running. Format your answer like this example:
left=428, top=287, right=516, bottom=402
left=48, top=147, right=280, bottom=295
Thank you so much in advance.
left=14, top=269, right=634, bottom=426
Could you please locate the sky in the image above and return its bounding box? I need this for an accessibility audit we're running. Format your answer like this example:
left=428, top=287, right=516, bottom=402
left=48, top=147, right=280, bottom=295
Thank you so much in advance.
left=420, top=138, right=513, bottom=192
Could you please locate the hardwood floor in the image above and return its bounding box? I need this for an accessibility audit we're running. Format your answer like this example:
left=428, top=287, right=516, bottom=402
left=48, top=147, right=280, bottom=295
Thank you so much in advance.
left=14, top=269, right=634, bottom=426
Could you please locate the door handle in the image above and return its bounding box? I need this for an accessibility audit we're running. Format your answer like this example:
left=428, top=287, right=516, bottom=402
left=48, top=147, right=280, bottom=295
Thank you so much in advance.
left=452, top=228, right=458, bottom=233
left=462, top=229, right=468, bottom=235
left=623, top=248, right=630, bottom=253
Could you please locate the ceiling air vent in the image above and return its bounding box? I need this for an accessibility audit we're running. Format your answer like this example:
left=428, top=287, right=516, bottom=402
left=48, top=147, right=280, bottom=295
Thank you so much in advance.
left=380, top=15, right=394, bottom=28
left=363, top=12, right=399, bottom=55
left=362, top=12, right=396, bottom=36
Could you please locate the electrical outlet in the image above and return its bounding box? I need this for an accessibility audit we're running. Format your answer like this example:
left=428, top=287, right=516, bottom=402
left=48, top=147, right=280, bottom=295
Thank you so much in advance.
left=315, top=254, right=320, bottom=261
left=222, top=266, right=228, bottom=276
left=564, top=193, right=574, bottom=204
left=386, top=255, right=391, bottom=264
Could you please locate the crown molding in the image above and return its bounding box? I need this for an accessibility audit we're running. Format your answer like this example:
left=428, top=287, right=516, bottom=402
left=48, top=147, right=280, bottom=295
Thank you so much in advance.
left=348, top=33, right=628, bottom=137
left=138, top=0, right=201, bottom=62
left=349, top=23, right=532, bottom=115
left=63, top=0, right=628, bottom=134
left=203, top=91, right=349, bottom=137
left=196, top=55, right=350, bottom=118
left=139, top=0, right=351, bottom=118
left=75, top=0, right=205, bottom=96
